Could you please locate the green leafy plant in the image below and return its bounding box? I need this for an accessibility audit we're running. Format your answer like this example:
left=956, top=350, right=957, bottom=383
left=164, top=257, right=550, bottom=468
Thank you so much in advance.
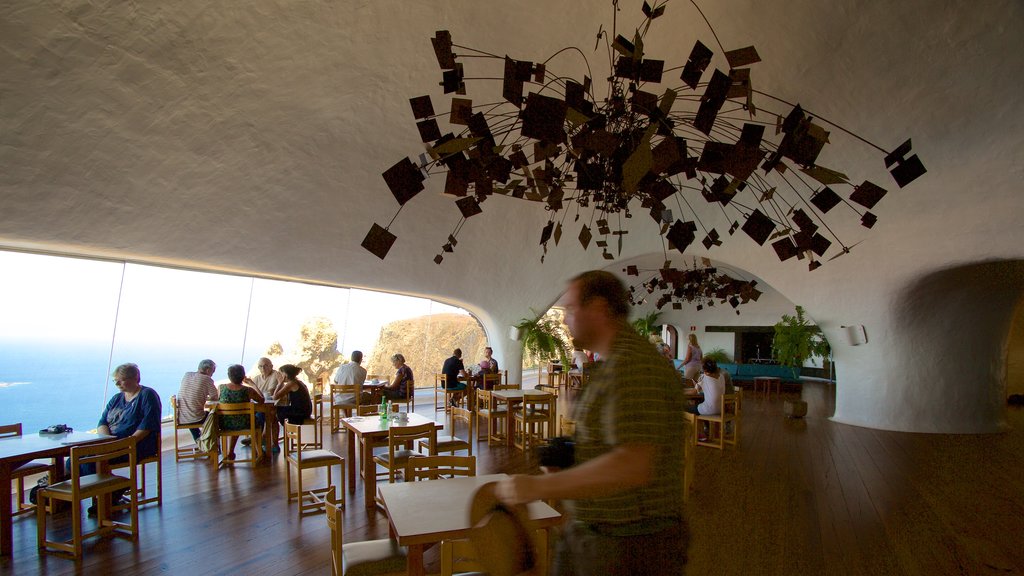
left=703, top=347, right=733, bottom=365
left=514, top=309, right=571, bottom=368
left=773, top=306, right=830, bottom=378
left=631, top=310, right=662, bottom=338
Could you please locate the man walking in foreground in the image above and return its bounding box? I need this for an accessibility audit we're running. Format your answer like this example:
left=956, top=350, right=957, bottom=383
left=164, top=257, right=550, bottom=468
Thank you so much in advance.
left=496, top=270, right=688, bottom=575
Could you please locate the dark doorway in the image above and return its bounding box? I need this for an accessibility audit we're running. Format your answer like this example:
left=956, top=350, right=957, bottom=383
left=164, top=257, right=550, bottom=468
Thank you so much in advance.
left=737, top=330, right=775, bottom=364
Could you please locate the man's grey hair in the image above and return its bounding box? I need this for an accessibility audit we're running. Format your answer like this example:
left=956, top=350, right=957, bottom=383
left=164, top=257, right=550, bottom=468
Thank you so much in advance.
left=198, top=359, right=216, bottom=372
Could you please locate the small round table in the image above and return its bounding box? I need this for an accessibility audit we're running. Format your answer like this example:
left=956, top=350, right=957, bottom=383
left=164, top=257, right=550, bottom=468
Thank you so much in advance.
left=753, top=376, right=781, bottom=401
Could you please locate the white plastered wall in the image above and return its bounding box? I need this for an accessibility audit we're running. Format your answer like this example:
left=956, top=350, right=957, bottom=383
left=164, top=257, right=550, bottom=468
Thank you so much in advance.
left=1, top=0, right=1023, bottom=432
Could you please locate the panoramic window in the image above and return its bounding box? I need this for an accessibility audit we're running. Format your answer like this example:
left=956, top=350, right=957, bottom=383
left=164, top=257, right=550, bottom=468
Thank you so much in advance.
left=0, top=250, right=483, bottom=432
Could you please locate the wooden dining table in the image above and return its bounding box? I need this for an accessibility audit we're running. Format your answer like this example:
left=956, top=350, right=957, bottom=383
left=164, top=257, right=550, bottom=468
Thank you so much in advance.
left=377, top=473, right=562, bottom=576
left=0, top=431, right=114, bottom=556
left=490, top=389, right=551, bottom=448
left=341, top=413, right=443, bottom=510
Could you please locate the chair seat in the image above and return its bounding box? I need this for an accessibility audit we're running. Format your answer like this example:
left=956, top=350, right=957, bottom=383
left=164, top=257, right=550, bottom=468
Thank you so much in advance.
left=13, top=459, right=52, bottom=476
left=342, top=538, right=408, bottom=576
left=291, top=449, right=343, bottom=465
left=373, top=449, right=417, bottom=466
left=515, top=411, right=550, bottom=424
left=425, top=435, right=470, bottom=452
left=45, top=473, right=131, bottom=499
left=478, top=408, right=507, bottom=418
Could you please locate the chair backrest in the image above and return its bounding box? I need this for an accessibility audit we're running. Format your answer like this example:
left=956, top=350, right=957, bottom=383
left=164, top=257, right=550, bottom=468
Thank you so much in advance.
left=435, top=373, right=447, bottom=387
left=170, top=394, right=189, bottom=427
left=558, top=415, right=576, bottom=436
left=406, top=455, right=476, bottom=481
left=523, top=392, right=554, bottom=412
left=71, top=436, right=137, bottom=483
left=283, top=421, right=305, bottom=463
left=0, top=423, right=22, bottom=438
left=330, top=383, right=358, bottom=404
left=356, top=404, right=380, bottom=416
left=494, top=383, right=520, bottom=391
left=483, top=372, right=502, bottom=388
left=722, top=393, right=740, bottom=417
left=388, top=422, right=436, bottom=456
left=450, top=406, right=474, bottom=454
left=215, top=401, right=259, bottom=435
left=474, top=389, right=493, bottom=412
left=325, top=486, right=344, bottom=576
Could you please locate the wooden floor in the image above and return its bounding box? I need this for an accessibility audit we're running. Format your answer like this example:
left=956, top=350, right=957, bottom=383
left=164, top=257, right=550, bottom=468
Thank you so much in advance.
left=3, top=383, right=1022, bottom=576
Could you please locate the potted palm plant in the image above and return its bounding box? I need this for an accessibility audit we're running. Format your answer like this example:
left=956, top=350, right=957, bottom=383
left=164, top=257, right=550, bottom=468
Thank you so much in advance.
left=772, top=306, right=831, bottom=380
left=631, top=311, right=662, bottom=338
left=514, top=309, right=571, bottom=370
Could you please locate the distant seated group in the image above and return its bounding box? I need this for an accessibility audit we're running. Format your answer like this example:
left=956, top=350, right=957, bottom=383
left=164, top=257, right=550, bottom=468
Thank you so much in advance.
left=440, top=346, right=500, bottom=405
left=175, top=357, right=313, bottom=459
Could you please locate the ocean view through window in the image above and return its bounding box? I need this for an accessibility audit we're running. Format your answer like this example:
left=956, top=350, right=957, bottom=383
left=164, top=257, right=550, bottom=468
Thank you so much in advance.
left=0, top=250, right=483, bottom=433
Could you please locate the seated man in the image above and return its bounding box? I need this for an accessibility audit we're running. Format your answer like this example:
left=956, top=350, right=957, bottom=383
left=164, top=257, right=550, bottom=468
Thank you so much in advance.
left=333, top=350, right=374, bottom=407
left=441, top=348, right=467, bottom=406
left=243, top=357, right=282, bottom=401
left=176, top=359, right=219, bottom=441
left=81, top=362, right=162, bottom=514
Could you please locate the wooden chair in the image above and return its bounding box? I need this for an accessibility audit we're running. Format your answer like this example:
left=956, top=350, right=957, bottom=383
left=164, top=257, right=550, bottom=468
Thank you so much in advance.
left=357, top=404, right=381, bottom=416
left=513, top=393, right=555, bottom=454
left=558, top=414, right=576, bottom=437
left=694, top=393, right=740, bottom=450
left=474, top=389, right=508, bottom=446
left=36, top=436, right=138, bottom=559
left=284, top=421, right=344, bottom=517
left=373, top=422, right=437, bottom=484
left=325, top=487, right=406, bottom=576
left=405, top=454, right=476, bottom=481
left=440, top=530, right=547, bottom=576
left=389, top=378, right=416, bottom=413
left=420, top=406, right=473, bottom=456
left=215, top=402, right=263, bottom=467
left=170, top=395, right=210, bottom=462
left=481, top=370, right=505, bottom=390
left=435, top=372, right=467, bottom=414
left=0, top=423, right=55, bottom=518
left=331, top=384, right=360, bottom=432
left=293, top=393, right=325, bottom=451
left=111, top=432, right=162, bottom=508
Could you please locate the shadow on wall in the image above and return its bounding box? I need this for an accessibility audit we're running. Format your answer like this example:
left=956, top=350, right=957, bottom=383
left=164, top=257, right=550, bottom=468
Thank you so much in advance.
left=1008, top=299, right=1024, bottom=397
left=893, top=259, right=1024, bottom=430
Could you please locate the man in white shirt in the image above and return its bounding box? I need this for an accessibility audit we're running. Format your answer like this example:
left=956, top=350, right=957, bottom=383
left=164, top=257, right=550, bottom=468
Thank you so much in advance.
left=176, top=359, right=219, bottom=440
left=333, top=351, right=372, bottom=405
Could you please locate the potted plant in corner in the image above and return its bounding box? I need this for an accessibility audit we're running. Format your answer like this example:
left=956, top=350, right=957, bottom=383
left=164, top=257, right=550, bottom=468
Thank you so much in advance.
left=772, top=305, right=831, bottom=381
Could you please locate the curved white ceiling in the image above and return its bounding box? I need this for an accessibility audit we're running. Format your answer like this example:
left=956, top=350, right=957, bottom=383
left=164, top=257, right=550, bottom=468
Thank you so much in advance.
left=2, top=0, right=1022, bottom=431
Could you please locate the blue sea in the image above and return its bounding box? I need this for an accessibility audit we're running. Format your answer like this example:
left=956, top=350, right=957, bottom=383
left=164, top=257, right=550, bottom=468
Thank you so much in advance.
left=0, top=340, right=269, bottom=433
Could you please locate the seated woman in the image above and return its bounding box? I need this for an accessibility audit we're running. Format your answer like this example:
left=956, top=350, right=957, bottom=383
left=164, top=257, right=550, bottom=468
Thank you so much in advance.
left=382, top=353, right=413, bottom=401
left=219, top=364, right=265, bottom=461
left=685, top=358, right=725, bottom=417
left=273, top=364, right=313, bottom=430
